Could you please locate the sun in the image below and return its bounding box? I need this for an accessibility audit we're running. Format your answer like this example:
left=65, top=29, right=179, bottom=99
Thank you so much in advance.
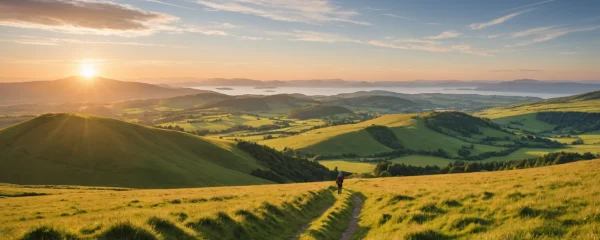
left=80, top=63, right=98, bottom=78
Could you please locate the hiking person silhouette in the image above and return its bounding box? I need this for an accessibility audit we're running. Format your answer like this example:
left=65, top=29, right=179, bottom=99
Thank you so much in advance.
left=335, top=167, right=344, bottom=194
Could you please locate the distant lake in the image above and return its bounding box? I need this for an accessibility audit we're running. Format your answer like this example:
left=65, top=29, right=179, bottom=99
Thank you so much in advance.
left=191, top=86, right=569, bottom=99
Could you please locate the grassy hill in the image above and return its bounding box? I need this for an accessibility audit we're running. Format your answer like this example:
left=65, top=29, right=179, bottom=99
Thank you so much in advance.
left=287, top=105, right=353, bottom=120
left=0, top=76, right=207, bottom=105
left=1, top=160, right=598, bottom=239
left=0, top=113, right=272, bottom=188
left=202, top=94, right=319, bottom=112
left=477, top=91, right=600, bottom=134
left=327, top=95, right=417, bottom=112
left=477, top=90, right=600, bottom=120
left=260, top=113, right=508, bottom=158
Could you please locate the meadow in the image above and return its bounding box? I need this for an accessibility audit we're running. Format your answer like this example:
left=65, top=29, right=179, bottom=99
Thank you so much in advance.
left=1, top=160, right=598, bottom=239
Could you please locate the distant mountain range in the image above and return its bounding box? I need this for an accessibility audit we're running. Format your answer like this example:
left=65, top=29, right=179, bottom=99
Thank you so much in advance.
left=0, top=76, right=208, bottom=105
left=476, top=79, right=600, bottom=94
left=137, top=78, right=600, bottom=94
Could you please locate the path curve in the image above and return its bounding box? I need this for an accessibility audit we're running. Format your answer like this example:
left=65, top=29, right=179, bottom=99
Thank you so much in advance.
left=340, top=195, right=364, bottom=240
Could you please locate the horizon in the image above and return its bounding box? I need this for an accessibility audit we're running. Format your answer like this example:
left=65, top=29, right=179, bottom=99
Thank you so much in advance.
left=1, top=0, right=600, bottom=81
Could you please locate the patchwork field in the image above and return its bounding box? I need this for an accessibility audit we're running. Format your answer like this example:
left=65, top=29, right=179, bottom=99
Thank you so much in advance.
left=1, top=160, right=599, bottom=239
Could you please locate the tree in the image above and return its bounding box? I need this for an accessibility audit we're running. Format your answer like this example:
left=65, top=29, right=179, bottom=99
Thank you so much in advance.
left=379, top=171, right=392, bottom=177
left=458, top=148, right=471, bottom=158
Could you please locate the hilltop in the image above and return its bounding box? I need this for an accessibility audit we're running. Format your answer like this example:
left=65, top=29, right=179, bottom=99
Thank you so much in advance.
left=202, top=94, right=319, bottom=112
left=260, top=113, right=517, bottom=159
left=0, top=76, right=207, bottom=105
left=287, top=105, right=353, bottom=120
left=476, top=90, right=600, bottom=133
left=0, top=113, right=271, bottom=188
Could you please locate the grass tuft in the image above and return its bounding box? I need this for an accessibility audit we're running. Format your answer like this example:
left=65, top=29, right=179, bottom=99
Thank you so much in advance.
left=98, top=222, right=157, bottom=240
left=20, top=226, right=78, bottom=240
left=404, top=229, right=452, bottom=240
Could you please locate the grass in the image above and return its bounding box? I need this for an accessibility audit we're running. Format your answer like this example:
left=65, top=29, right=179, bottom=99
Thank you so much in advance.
left=476, top=99, right=600, bottom=119
left=348, top=160, right=600, bottom=239
left=0, top=113, right=270, bottom=188
left=2, top=160, right=599, bottom=239
left=491, top=113, right=556, bottom=133
left=261, top=114, right=507, bottom=157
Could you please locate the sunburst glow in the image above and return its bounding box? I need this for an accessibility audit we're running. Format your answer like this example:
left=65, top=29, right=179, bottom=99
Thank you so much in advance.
left=80, top=63, right=98, bottom=78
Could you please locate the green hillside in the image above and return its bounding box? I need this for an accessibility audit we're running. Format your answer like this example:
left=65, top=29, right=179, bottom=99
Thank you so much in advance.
left=160, top=92, right=232, bottom=109
left=327, top=95, right=417, bottom=112
left=0, top=113, right=272, bottom=188
left=287, top=105, right=353, bottom=120
left=202, top=94, right=318, bottom=112
left=260, top=113, right=508, bottom=158
left=477, top=90, right=600, bottom=119
left=477, top=91, right=600, bottom=135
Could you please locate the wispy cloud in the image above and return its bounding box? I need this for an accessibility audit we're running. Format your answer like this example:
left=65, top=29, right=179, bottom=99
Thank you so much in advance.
left=510, top=25, right=600, bottom=46
left=469, top=9, right=533, bottom=30
left=269, top=30, right=362, bottom=43
left=368, top=40, right=494, bottom=56
left=559, top=51, right=578, bottom=55
left=140, top=0, right=200, bottom=10
left=487, top=34, right=502, bottom=39
left=0, top=0, right=178, bottom=36
left=365, top=7, right=384, bottom=11
left=0, top=35, right=172, bottom=47
left=383, top=13, right=415, bottom=20
left=511, top=26, right=559, bottom=38
left=426, top=30, right=461, bottom=39
left=501, top=0, right=554, bottom=13
left=194, top=0, right=370, bottom=25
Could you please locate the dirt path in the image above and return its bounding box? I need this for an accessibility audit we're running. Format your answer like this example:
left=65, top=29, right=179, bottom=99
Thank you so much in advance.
left=340, top=195, right=364, bottom=240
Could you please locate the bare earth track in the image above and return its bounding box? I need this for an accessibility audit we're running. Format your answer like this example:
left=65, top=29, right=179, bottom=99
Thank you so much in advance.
left=341, top=195, right=364, bottom=240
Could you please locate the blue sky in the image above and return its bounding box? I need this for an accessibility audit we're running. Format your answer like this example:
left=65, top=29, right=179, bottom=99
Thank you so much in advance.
left=0, top=0, right=599, bottom=81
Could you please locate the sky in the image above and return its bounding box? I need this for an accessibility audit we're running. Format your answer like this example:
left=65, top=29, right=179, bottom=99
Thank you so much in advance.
left=0, top=0, right=599, bottom=82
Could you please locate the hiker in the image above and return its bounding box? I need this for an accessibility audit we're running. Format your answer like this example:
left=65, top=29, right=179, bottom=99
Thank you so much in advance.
left=336, top=170, right=344, bottom=194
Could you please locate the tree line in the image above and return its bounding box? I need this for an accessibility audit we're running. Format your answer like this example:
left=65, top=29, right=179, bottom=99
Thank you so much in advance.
left=370, top=152, right=598, bottom=178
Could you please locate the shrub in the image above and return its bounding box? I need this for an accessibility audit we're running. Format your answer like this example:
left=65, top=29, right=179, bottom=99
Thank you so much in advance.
left=379, top=171, right=392, bottom=177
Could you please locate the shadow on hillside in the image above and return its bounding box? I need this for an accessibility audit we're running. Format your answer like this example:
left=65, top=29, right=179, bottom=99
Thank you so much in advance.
left=185, top=187, right=336, bottom=240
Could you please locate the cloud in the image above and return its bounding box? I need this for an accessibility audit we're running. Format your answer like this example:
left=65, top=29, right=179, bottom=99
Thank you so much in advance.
left=469, top=9, right=533, bottom=30
left=0, top=0, right=179, bottom=36
left=383, top=13, right=415, bottom=20
left=141, top=0, right=200, bottom=10
left=501, top=0, right=554, bottom=13
left=195, top=0, right=370, bottom=25
left=269, top=30, right=362, bottom=43
left=510, top=25, right=600, bottom=46
left=487, top=34, right=502, bottom=39
left=365, top=7, right=384, bottom=11
left=0, top=35, right=171, bottom=47
left=368, top=40, right=494, bottom=56
left=559, top=51, right=577, bottom=55
left=511, top=26, right=559, bottom=38
left=426, top=30, right=461, bottom=39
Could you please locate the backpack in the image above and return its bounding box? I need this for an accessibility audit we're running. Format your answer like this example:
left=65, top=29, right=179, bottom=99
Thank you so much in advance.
left=336, top=175, right=344, bottom=184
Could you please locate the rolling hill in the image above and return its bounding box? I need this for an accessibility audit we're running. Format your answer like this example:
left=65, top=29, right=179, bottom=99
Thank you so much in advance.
left=260, top=113, right=510, bottom=158
left=287, top=105, right=353, bottom=120
left=0, top=76, right=207, bottom=105
left=0, top=113, right=272, bottom=188
left=202, top=94, right=319, bottom=112
left=476, top=90, right=600, bottom=133
left=327, top=95, right=417, bottom=112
